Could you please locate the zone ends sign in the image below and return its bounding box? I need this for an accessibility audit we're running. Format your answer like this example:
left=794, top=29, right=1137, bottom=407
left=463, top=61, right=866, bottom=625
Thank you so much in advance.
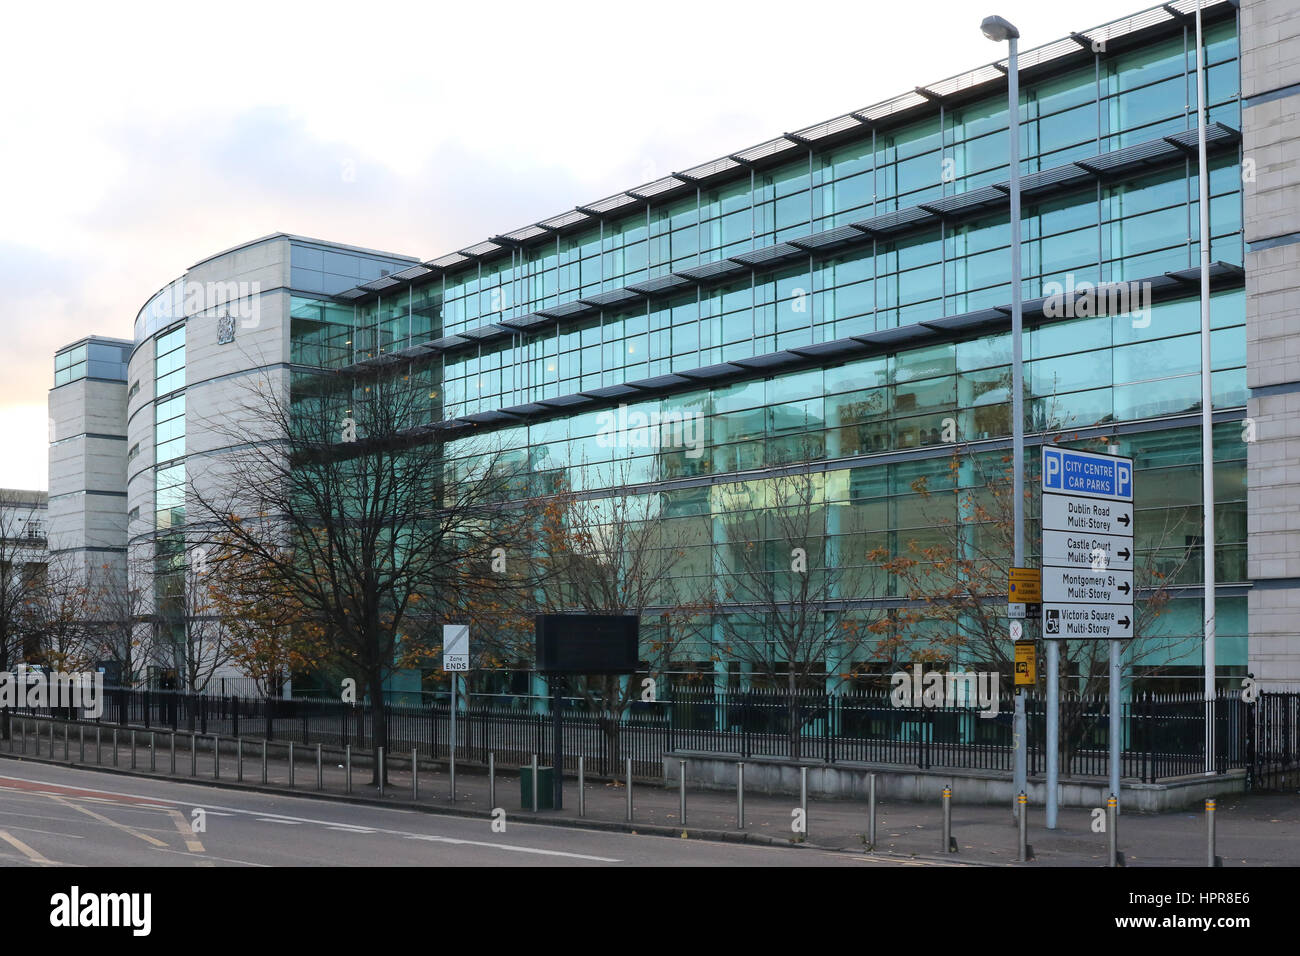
left=535, top=614, right=640, bottom=674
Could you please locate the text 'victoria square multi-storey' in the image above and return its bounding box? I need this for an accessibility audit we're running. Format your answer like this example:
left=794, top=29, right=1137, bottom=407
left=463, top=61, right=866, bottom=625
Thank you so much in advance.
left=48, top=0, right=1300, bottom=697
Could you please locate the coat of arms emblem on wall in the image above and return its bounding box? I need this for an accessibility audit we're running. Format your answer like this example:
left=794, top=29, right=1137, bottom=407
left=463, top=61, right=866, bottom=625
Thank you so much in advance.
left=217, top=313, right=236, bottom=345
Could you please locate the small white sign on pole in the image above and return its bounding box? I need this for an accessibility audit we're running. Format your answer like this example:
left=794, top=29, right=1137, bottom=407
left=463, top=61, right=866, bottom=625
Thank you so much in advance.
left=443, top=624, right=470, bottom=672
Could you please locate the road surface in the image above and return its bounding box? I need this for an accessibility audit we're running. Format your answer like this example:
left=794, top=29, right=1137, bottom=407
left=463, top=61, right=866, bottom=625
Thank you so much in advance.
left=0, top=761, right=954, bottom=867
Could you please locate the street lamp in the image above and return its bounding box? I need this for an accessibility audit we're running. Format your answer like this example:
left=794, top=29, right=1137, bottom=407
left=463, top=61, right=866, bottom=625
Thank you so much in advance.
left=980, top=13, right=1041, bottom=827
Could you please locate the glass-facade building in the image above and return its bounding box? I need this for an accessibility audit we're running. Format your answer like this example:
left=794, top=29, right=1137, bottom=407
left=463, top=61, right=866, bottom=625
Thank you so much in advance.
left=60, top=0, right=1300, bottom=695
left=286, top=1, right=1251, bottom=694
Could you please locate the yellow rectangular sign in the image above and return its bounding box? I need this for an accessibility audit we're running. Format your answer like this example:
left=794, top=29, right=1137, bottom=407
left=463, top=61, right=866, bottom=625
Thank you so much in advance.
left=1009, top=567, right=1041, bottom=604
left=1014, top=640, right=1037, bottom=686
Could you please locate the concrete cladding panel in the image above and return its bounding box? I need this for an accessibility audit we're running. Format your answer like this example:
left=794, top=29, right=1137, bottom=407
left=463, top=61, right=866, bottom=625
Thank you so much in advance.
left=1242, top=0, right=1300, bottom=685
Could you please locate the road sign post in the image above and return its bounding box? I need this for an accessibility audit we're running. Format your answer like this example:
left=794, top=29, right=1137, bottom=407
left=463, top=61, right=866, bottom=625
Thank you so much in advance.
left=1041, top=446, right=1134, bottom=828
left=443, top=624, right=470, bottom=802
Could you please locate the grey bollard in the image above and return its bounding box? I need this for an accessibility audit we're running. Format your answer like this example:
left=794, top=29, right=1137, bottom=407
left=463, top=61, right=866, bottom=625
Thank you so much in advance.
left=800, top=766, right=808, bottom=841
left=113, top=728, right=118, bottom=766
left=942, top=787, right=957, bottom=853
left=131, top=730, right=136, bottom=769
left=530, top=754, right=538, bottom=813
left=411, top=748, right=417, bottom=799
left=79, top=725, right=85, bottom=763
left=1017, top=792, right=1030, bottom=862
left=679, top=759, right=687, bottom=829
left=261, top=739, right=267, bottom=784
left=577, top=756, right=584, bottom=817
left=868, top=773, right=877, bottom=849
left=289, top=742, right=295, bottom=788
left=317, top=744, right=323, bottom=790
left=737, top=762, right=745, bottom=830
left=345, top=744, right=351, bottom=794
left=190, top=734, right=197, bottom=776
left=378, top=747, right=384, bottom=797
left=213, top=736, right=220, bottom=779
left=1107, top=794, right=1120, bottom=867
left=625, top=757, right=633, bottom=822
left=488, top=752, right=495, bottom=809
left=1206, top=799, right=1222, bottom=867
left=236, top=738, right=242, bottom=782
left=170, top=732, right=176, bottom=774
left=150, top=732, right=156, bottom=772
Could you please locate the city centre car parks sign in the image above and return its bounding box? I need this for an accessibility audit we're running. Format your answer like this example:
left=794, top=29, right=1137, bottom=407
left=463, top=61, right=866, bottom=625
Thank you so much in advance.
left=1041, top=446, right=1134, bottom=640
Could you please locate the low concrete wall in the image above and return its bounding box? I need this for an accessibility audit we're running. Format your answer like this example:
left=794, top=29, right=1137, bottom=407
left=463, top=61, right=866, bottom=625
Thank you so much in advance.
left=663, top=751, right=1247, bottom=812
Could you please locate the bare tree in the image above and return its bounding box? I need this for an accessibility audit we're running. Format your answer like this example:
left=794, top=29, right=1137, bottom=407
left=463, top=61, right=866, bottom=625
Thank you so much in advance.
left=0, top=490, right=49, bottom=737
left=23, top=553, right=98, bottom=674
left=83, top=557, right=155, bottom=688
left=531, top=465, right=714, bottom=766
left=188, top=365, right=527, bottom=784
left=154, top=554, right=234, bottom=694
left=712, top=466, right=885, bottom=760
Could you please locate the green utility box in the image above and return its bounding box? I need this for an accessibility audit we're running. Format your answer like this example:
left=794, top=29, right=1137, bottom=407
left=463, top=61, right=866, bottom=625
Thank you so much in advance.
left=520, top=766, right=555, bottom=810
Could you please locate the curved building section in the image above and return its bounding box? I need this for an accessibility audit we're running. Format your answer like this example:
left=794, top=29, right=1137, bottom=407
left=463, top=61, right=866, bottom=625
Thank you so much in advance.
left=85, top=234, right=416, bottom=689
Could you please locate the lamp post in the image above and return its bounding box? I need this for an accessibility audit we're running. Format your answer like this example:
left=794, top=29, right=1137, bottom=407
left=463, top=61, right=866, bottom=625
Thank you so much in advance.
left=981, top=14, right=1040, bottom=826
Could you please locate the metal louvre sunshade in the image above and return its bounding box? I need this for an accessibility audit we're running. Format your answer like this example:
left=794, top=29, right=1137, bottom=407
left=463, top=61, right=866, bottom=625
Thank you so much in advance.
left=332, top=1, right=1235, bottom=309
left=499, top=312, right=553, bottom=331
left=675, top=259, right=746, bottom=282
left=729, top=243, right=804, bottom=268
left=627, top=274, right=693, bottom=295
left=330, top=2, right=1232, bottom=314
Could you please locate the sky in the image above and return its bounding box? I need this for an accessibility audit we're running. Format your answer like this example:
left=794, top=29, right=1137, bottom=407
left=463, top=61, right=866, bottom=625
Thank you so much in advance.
left=1, top=0, right=1164, bottom=491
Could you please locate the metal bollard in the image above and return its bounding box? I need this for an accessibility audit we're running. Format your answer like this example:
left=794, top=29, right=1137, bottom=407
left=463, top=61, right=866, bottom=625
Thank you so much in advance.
left=131, top=730, right=136, bottom=769
left=19, top=719, right=25, bottom=755
left=737, top=761, right=745, bottom=829
left=79, top=725, right=85, bottom=763
left=317, top=744, right=323, bottom=790
left=261, top=739, right=267, bottom=784
left=1206, top=799, right=1221, bottom=867
left=450, top=742, right=456, bottom=803
left=1017, top=792, right=1029, bottom=862
left=345, top=744, right=351, bottom=794
left=942, top=787, right=956, bottom=853
left=49, top=721, right=54, bottom=755
left=530, top=754, right=538, bottom=813
left=190, top=734, right=197, bottom=776
left=488, top=752, right=495, bottom=809
left=236, top=738, right=242, bottom=782
left=411, top=748, right=417, bottom=799
left=95, top=726, right=100, bottom=764
left=800, top=766, right=808, bottom=841
left=679, top=759, right=687, bottom=829
left=378, top=747, right=385, bottom=797
left=170, top=732, right=175, bottom=774
left=626, top=757, right=633, bottom=822
left=868, top=773, right=877, bottom=850
left=289, top=742, right=295, bottom=788
left=213, top=736, right=220, bottom=779
left=64, top=723, right=70, bottom=761
left=113, top=728, right=118, bottom=766
left=1107, top=794, right=1120, bottom=867
left=150, top=732, right=156, bottom=772
left=577, top=756, right=584, bottom=817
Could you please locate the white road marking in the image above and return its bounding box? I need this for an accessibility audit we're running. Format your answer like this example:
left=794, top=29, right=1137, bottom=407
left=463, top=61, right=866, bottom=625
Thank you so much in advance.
left=0, top=829, right=55, bottom=864
left=403, top=833, right=619, bottom=862
left=48, top=795, right=168, bottom=848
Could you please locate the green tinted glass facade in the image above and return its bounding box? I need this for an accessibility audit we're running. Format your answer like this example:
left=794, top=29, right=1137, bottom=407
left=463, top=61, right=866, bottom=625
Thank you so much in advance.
left=288, top=12, right=1247, bottom=687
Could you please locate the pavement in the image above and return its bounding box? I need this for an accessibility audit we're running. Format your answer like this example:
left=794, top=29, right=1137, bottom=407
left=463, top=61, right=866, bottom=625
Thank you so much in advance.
left=3, top=722, right=1298, bottom=866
